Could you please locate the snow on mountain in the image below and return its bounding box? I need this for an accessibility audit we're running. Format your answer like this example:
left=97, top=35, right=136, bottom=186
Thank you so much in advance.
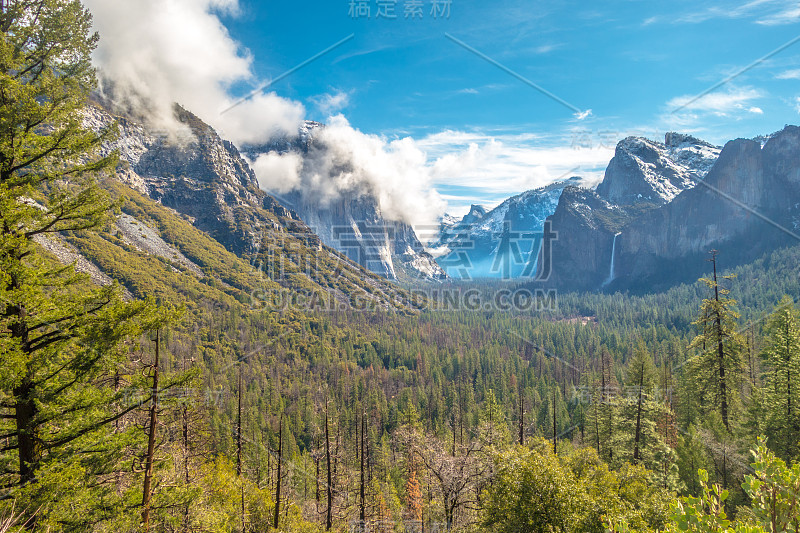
left=436, top=178, right=579, bottom=279
left=596, top=133, right=721, bottom=206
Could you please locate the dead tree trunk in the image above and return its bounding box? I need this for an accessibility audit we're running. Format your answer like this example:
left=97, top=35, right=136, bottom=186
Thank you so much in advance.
left=142, top=330, right=160, bottom=532
left=237, top=358, right=245, bottom=533
left=710, top=251, right=729, bottom=430
left=325, top=405, right=333, bottom=530
left=552, top=387, right=557, bottom=455
left=359, top=413, right=366, bottom=525
left=274, top=415, right=283, bottom=531
left=633, top=360, right=644, bottom=463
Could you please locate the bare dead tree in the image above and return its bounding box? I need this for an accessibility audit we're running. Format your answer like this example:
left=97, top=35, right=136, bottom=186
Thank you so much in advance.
left=274, top=414, right=283, bottom=531
left=141, top=330, right=160, bottom=532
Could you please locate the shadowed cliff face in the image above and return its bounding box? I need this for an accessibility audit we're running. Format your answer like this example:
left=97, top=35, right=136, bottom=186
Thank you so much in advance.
left=277, top=190, right=445, bottom=282
left=543, top=187, right=641, bottom=291
left=545, top=127, right=800, bottom=294
left=615, top=127, right=800, bottom=292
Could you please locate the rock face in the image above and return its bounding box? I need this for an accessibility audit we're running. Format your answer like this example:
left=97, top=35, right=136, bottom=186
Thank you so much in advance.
left=276, top=190, right=445, bottom=281
left=540, top=186, right=646, bottom=291
left=546, top=127, right=800, bottom=293
left=437, top=179, right=579, bottom=279
left=242, top=123, right=446, bottom=281
left=595, top=134, right=720, bottom=206
left=85, top=101, right=270, bottom=255
left=615, top=127, right=800, bottom=291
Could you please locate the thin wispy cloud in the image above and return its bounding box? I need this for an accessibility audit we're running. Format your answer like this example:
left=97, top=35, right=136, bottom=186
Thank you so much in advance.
left=776, top=68, right=800, bottom=79
left=310, top=90, right=352, bottom=116
left=533, top=44, right=562, bottom=55
left=757, top=6, right=800, bottom=25
left=675, top=0, right=794, bottom=24
left=668, top=87, right=765, bottom=116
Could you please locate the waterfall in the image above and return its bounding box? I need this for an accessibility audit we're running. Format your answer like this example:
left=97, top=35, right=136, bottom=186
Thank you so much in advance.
left=603, top=232, right=621, bottom=287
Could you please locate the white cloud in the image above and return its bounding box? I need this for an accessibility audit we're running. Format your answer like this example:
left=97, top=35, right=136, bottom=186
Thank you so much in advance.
left=248, top=152, right=303, bottom=193
left=415, top=129, right=614, bottom=213
left=251, top=116, right=447, bottom=227
left=776, top=69, right=800, bottom=79
left=795, top=97, right=800, bottom=113
left=84, top=0, right=305, bottom=144
left=310, top=90, right=352, bottom=117
left=666, top=87, right=764, bottom=116
left=748, top=106, right=764, bottom=114
left=757, top=6, right=800, bottom=25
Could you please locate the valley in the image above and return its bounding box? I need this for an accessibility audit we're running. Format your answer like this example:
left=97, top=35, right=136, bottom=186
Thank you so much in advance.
left=2, top=1, right=800, bottom=533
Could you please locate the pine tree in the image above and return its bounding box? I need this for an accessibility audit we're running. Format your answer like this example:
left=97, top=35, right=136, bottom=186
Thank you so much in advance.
left=478, top=389, right=509, bottom=450
left=688, top=252, right=744, bottom=432
left=608, top=343, right=678, bottom=486
left=759, top=295, right=800, bottom=460
left=0, top=0, right=156, bottom=528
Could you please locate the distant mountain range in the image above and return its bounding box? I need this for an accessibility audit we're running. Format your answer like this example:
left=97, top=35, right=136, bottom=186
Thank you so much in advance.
left=542, top=127, right=800, bottom=293
left=71, top=95, right=800, bottom=297
left=430, top=178, right=581, bottom=279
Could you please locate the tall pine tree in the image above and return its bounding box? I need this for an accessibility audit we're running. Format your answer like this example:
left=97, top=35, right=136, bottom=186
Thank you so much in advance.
left=759, top=295, right=800, bottom=461
left=688, top=253, right=744, bottom=432
left=0, top=1, right=156, bottom=528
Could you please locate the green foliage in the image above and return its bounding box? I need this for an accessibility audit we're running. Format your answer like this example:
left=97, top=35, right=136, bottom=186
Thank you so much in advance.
left=669, top=439, right=800, bottom=533
left=483, top=443, right=672, bottom=533
left=483, top=444, right=587, bottom=533
left=758, top=296, right=800, bottom=461
left=741, top=438, right=800, bottom=533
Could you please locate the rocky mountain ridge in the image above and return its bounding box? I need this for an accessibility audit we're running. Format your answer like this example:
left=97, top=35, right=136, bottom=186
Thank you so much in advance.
left=544, top=127, right=800, bottom=293
left=74, top=99, right=421, bottom=310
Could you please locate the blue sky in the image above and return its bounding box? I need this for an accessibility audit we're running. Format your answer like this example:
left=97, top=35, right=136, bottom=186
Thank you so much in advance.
left=220, top=0, right=800, bottom=134
left=87, top=0, right=800, bottom=219
left=211, top=0, right=800, bottom=214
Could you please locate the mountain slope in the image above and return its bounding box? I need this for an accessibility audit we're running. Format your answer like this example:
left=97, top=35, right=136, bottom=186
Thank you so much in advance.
left=77, top=100, right=421, bottom=311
